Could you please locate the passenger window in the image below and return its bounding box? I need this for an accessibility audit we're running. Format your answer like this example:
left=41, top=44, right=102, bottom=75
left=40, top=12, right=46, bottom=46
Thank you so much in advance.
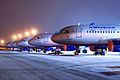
left=97, top=31, right=99, bottom=33
left=92, top=31, right=94, bottom=33
left=100, top=31, right=102, bottom=33
left=113, top=31, right=115, bottom=33
left=111, top=31, right=112, bottom=33
left=66, top=30, right=69, bottom=33
left=103, top=31, right=104, bottom=33
left=105, top=31, right=107, bottom=33
left=87, top=31, right=88, bottom=33
left=89, top=31, right=91, bottom=33
left=108, top=31, right=110, bottom=33
left=117, top=31, right=119, bottom=33
left=95, top=31, right=96, bottom=33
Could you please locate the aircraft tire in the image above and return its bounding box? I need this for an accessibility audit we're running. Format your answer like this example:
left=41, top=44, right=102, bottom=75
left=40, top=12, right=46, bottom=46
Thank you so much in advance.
left=100, top=52, right=105, bottom=55
left=74, top=52, right=79, bottom=55
left=28, top=49, right=30, bottom=52
left=83, top=49, right=87, bottom=53
left=36, top=50, right=38, bottom=52
left=94, top=52, right=98, bottom=55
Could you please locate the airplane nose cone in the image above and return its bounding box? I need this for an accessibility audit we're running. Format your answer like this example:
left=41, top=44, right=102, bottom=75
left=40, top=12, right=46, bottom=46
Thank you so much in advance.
left=51, top=34, right=60, bottom=43
left=28, top=39, right=34, bottom=45
left=11, top=43, right=18, bottom=47
left=51, top=35, right=56, bottom=42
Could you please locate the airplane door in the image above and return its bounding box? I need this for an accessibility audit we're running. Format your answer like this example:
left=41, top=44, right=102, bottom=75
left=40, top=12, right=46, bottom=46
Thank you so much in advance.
left=44, top=35, right=48, bottom=42
left=76, top=27, right=82, bottom=38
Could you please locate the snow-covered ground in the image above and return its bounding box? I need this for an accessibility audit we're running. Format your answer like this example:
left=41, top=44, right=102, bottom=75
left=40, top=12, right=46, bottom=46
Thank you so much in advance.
left=25, top=51, right=120, bottom=79
left=1, top=50, right=120, bottom=80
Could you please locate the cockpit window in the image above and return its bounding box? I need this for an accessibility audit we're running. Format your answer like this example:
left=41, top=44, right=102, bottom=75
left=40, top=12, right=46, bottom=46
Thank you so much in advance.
left=60, top=30, right=69, bottom=33
left=37, top=37, right=40, bottom=39
left=23, top=40, right=26, bottom=42
left=70, top=28, right=75, bottom=32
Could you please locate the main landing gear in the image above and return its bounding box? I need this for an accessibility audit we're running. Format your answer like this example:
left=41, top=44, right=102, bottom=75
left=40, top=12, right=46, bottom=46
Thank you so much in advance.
left=94, top=49, right=105, bottom=55
left=28, top=48, right=30, bottom=52
left=18, top=48, right=23, bottom=52
left=74, top=46, right=88, bottom=55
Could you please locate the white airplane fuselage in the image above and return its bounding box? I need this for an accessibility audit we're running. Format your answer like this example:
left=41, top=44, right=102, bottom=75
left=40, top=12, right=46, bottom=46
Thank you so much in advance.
left=52, top=24, right=120, bottom=45
left=17, top=37, right=35, bottom=48
left=11, top=40, right=20, bottom=48
left=28, top=33, right=62, bottom=47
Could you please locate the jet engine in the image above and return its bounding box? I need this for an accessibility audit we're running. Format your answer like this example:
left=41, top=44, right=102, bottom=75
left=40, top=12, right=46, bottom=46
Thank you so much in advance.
left=89, top=46, right=95, bottom=51
left=108, top=40, right=120, bottom=52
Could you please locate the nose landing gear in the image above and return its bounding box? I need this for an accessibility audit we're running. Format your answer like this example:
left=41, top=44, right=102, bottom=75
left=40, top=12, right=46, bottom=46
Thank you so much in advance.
left=43, top=47, right=46, bottom=53
left=74, top=46, right=80, bottom=55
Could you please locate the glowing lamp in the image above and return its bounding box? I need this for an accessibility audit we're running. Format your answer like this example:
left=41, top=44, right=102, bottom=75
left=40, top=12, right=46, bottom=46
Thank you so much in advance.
left=25, top=32, right=30, bottom=36
left=1, top=40, right=5, bottom=44
left=32, top=29, right=37, bottom=35
left=18, top=34, right=22, bottom=38
left=13, top=35, right=17, bottom=40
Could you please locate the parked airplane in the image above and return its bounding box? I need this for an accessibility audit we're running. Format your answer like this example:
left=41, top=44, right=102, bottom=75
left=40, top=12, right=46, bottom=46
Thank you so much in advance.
left=51, top=23, right=120, bottom=55
left=28, top=33, right=66, bottom=53
left=11, top=40, right=21, bottom=51
left=16, top=37, right=37, bottom=52
left=5, top=40, right=20, bottom=51
left=5, top=41, right=15, bottom=50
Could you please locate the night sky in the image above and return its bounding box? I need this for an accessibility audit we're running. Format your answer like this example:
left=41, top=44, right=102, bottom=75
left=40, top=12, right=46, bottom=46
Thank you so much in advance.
left=0, top=0, right=120, bottom=42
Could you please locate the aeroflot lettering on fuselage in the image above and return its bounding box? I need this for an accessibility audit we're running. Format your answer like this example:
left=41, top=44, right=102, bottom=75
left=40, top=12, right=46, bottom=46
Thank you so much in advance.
left=89, top=26, right=115, bottom=29
left=88, top=26, right=119, bottom=33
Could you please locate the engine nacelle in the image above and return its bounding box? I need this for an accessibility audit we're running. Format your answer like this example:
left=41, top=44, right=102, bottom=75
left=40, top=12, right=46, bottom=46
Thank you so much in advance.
left=108, top=40, right=120, bottom=52
left=89, top=46, right=95, bottom=51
